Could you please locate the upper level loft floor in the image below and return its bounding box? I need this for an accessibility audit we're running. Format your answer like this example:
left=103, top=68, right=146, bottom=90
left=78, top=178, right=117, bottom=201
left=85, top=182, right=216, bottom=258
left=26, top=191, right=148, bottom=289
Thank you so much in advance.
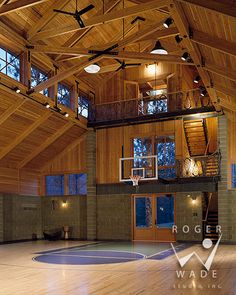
left=88, top=89, right=218, bottom=129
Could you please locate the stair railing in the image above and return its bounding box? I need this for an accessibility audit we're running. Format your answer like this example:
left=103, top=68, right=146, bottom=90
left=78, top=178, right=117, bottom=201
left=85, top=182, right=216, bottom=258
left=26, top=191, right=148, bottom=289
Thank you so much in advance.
left=204, top=137, right=211, bottom=156
left=203, top=193, right=212, bottom=223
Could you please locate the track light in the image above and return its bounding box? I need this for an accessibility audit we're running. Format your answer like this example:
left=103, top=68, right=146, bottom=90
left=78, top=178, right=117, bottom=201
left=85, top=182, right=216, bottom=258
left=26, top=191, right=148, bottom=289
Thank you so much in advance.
left=175, top=35, right=183, bottom=44
left=200, top=87, right=208, bottom=97
left=14, top=87, right=20, bottom=93
left=163, top=17, right=173, bottom=28
left=150, top=41, right=168, bottom=55
left=193, top=75, right=201, bottom=84
left=63, top=112, right=69, bottom=117
left=181, top=52, right=191, bottom=61
left=44, top=102, right=50, bottom=108
left=84, top=63, right=100, bottom=74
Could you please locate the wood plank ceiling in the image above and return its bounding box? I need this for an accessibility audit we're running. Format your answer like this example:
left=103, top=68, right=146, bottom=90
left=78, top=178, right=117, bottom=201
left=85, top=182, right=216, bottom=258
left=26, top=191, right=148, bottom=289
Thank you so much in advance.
left=0, top=0, right=235, bottom=171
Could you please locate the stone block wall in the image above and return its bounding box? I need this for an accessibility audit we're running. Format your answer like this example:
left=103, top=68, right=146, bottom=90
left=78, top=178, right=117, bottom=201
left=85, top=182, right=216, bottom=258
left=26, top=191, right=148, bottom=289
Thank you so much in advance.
left=175, top=192, right=203, bottom=242
left=97, top=194, right=131, bottom=240
left=2, top=194, right=41, bottom=241
left=41, top=195, right=87, bottom=239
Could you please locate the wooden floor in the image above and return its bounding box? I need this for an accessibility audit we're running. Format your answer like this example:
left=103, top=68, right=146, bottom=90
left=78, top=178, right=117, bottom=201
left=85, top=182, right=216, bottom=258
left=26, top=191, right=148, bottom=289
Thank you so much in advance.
left=0, top=241, right=235, bottom=295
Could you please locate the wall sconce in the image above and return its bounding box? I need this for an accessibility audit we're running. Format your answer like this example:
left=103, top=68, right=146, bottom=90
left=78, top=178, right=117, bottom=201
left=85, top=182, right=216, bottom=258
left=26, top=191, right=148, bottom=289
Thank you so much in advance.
left=62, top=200, right=68, bottom=208
left=191, top=196, right=197, bottom=205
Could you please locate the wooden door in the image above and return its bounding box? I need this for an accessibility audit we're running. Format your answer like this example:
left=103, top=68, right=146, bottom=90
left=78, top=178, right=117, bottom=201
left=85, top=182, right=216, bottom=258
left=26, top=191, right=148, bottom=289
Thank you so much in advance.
left=133, top=194, right=176, bottom=242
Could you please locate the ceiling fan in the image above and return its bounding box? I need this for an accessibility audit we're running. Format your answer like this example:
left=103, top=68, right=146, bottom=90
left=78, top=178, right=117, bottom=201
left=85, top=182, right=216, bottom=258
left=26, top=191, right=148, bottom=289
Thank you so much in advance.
left=53, top=0, right=95, bottom=28
left=115, top=59, right=141, bottom=72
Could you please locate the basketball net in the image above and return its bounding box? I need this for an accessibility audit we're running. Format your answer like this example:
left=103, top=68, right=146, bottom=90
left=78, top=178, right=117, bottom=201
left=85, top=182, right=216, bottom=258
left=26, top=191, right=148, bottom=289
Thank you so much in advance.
left=130, top=175, right=141, bottom=186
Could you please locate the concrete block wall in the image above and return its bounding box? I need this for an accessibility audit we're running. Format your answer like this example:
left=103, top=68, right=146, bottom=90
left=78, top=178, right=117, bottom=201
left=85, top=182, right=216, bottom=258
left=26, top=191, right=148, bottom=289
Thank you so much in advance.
left=175, top=192, right=203, bottom=242
left=2, top=194, right=41, bottom=241
left=97, top=194, right=131, bottom=240
left=218, top=116, right=231, bottom=242
left=86, top=129, right=97, bottom=240
left=41, top=195, right=87, bottom=240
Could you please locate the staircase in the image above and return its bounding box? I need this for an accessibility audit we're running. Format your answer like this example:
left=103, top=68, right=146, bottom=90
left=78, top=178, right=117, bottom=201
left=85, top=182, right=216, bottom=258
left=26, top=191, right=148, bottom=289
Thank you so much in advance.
left=205, top=156, right=219, bottom=176
left=204, top=212, right=219, bottom=242
left=183, top=119, right=207, bottom=156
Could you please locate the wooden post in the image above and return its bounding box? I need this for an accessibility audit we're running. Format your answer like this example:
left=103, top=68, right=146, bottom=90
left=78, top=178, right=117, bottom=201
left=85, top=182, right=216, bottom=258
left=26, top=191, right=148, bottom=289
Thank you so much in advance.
left=20, top=50, right=31, bottom=89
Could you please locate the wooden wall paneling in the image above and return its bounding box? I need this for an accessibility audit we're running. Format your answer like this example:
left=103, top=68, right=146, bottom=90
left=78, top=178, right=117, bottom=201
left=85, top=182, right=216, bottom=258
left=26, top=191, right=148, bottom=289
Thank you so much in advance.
left=205, top=117, right=218, bottom=153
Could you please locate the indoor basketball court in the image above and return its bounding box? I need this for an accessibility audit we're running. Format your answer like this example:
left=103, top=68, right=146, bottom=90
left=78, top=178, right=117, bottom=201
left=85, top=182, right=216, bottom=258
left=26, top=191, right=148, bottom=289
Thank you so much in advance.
left=0, top=0, right=236, bottom=294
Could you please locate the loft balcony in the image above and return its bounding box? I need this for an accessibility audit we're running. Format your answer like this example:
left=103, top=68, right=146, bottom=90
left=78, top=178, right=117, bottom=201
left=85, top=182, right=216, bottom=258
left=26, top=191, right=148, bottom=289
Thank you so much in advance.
left=88, top=89, right=218, bottom=128
left=97, top=153, right=221, bottom=195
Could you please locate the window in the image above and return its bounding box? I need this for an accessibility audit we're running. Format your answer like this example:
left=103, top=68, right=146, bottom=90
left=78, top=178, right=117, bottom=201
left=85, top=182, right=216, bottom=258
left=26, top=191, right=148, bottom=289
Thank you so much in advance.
left=31, top=65, right=48, bottom=96
left=139, top=89, right=168, bottom=115
left=0, top=47, right=20, bottom=81
left=69, top=173, right=87, bottom=195
left=231, top=164, right=236, bottom=188
left=133, top=135, right=176, bottom=179
left=78, top=94, right=90, bottom=118
left=45, top=175, right=64, bottom=196
left=155, top=136, right=176, bottom=178
left=58, top=83, right=71, bottom=108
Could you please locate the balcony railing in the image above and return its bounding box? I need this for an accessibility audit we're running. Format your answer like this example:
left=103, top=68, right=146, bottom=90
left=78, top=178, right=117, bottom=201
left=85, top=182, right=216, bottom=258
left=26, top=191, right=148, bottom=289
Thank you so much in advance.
left=89, top=89, right=214, bottom=125
left=175, top=153, right=221, bottom=178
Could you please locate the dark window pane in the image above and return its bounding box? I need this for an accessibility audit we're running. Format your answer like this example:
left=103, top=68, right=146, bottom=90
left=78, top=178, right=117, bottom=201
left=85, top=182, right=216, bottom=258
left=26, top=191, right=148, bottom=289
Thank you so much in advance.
left=156, top=195, right=174, bottom=228
left=68, top=173, right=87, bottom=195
left=135, top=197, right=152, bottom=227
left=232, top=164, right=236, bottom=188
left=45, top=175, right=64, bottom=196
left=58, top=83, right=71, bottom=108
left=78, top=95, right=89, bottom=118
left=31, top=65, right=48, bottom=96
left=158, top=168, right=176, bottom=179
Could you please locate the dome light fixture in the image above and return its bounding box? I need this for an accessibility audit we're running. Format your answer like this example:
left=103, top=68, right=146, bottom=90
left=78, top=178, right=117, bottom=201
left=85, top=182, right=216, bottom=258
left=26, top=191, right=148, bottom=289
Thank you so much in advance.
left=193, top=75, right=201, bottom=84
left=84, top=63, right=100, bottom=74
left=200, top=87, right=208, bottom=97
left=181, top=52, right=190, bottom=61
left=14, top=87, right=20, bottom=93
left=150, top=41, right=168, bottom=55
left=163, top=17, right=173, bottom=28
left=44, top=102, right=50, bottom=109
left=63, top=112, right=69, bottom=117
left=175, top=35, right=183, bottom=44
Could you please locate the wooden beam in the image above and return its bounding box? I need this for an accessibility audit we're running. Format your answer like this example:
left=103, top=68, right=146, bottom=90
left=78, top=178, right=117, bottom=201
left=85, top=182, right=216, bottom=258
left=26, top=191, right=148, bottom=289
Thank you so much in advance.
left=0, top=98, right=26, bottom=126
left=54, top=0, right=121, bottom=60
left=138, top=27, right=179, bottom=42
left=29, top=56, right=102, bottom=93
left=18, top=122, right=74, bottom=168
left=31, top=0, right=171, bottom=41
left=29, top=45, right=190, bottom=64
left=0, top=0, right=6, bottom=8
left=40, top=131, right=87, bottom=171
left=0, top=0, right=51, bottom=16
left=0, top=112, right=52, bottom=161
left=205, top=63, right=236, bottom=82
left=169, top=1, right=220, bottom=110
left=27, top=0, right=71, bottom=40
left=29, top=20, right=165, bottom=93
left=191, top=29, right=236, bottom=58
left=176, top=0, right=236, bottom=18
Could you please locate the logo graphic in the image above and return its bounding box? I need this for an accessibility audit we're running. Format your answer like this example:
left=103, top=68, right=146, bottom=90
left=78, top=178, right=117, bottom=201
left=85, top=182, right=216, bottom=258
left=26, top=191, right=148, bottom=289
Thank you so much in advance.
left=171, top=235, right=222, bottom=271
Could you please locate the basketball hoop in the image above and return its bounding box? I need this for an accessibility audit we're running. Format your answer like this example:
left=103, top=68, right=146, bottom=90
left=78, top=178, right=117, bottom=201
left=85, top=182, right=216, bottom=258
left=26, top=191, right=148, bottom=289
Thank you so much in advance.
left=130, top=175, right=141, bottom=186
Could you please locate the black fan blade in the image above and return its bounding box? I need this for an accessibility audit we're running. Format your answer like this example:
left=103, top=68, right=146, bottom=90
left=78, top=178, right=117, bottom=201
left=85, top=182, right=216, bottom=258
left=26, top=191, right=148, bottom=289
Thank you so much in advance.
left=78, top=4, right=95, bottom=16
left=116, top=65, right=123, bottom=72
left=126, top=63, right=141, bottom=67
left=53, top=9, right=76, bottom=16
left=115, top=59, right=123, bottom=64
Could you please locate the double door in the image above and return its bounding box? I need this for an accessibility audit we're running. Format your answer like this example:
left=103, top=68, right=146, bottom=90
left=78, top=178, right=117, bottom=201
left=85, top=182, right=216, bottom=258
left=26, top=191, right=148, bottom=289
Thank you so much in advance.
left=133, top=194, right=175, bottom=242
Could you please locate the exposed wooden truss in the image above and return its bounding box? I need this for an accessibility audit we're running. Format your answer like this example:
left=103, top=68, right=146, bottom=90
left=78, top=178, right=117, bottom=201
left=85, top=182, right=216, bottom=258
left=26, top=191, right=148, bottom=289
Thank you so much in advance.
left=27, top=0, right=71, bottom=40
left=176, top=0, right=236, bottom=18
left=30, top=0, right=171, bottom=41
left=191, top=30, right=236, bottom=58
left=0, top=0, right=51, bottom=16
left=0, top=98, right=26, bottom=125
left=169, top=1, right=220, bottom=110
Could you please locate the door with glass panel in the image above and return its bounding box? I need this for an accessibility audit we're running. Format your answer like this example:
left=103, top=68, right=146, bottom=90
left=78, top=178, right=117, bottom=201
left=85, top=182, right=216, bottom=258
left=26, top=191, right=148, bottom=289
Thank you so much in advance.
left=133, top=194, right=175, bottom=241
